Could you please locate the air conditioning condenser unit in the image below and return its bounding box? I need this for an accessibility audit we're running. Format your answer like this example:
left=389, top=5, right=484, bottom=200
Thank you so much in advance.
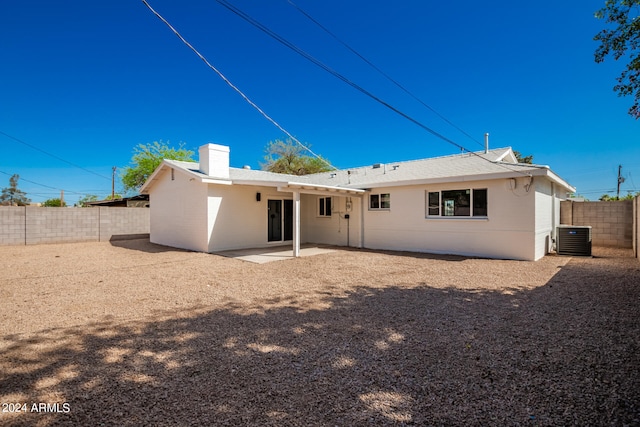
left=556, top=225, right=592, bottom=256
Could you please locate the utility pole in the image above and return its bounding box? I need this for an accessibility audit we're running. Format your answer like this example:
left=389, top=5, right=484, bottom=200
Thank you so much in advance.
left=617, top=164, right=625, bottom=200
left=60, top=190, right=64, bottom=206
left=112, top=166, right=116, bottom=200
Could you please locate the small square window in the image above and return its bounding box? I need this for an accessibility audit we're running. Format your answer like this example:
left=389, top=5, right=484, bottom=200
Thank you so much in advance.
left=318, top=197, right=332, bottom=217
left=369, top=193, right=390, bottom=210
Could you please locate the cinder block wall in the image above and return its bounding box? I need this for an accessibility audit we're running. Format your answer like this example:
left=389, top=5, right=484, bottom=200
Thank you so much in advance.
left=560, top=201, right=633, bottom=248
left=0, top=206, right=26, bottom=245
left=0, top=207, right=149, bottom=245
left=26, top=207, right=99, bottom=244
left=99, top=207, right=150, bottom=241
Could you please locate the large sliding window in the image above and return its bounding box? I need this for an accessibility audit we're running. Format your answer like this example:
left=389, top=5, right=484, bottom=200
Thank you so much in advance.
left=426, top=189, right=488, bottom=217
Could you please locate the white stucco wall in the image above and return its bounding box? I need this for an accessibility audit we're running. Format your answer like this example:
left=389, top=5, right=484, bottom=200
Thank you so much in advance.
left=534, top=178, right=555, bottom=260
left=150, top=169, right=561, bottom=260
left=206, top=184, right=297, bottom=252
left=148, top=167, right=209, bottom=252
left=301, top=194, right=363, bottom=248
left=359, top=177, right=539, bottom=260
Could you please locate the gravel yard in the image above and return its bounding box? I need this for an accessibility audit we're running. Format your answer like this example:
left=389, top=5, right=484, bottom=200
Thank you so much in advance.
left=0, top=239, right=639, bottom=426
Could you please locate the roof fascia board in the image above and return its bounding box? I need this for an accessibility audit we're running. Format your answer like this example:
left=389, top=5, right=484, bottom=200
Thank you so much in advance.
left=276, top=185, right=364, bottom=196
left=349, top=169, right=549, bottom=189
left=202, top=178, right=233, bottom=185
left=544, top=169, right=575, bottom=193
left=232, top=179, right=363, bottom=195
left=286, top=181, right=365, bottom=194
left=496, top=148, right=516, bottom=163
left=139, top=160, right=173, bottom=194
left=351, top=167, right=575, bottom=192
left=140, top=160, right=232, bottom=193
left=164, top=161, right=232, bottom=184
left=232, top=179, right=290, bottom=188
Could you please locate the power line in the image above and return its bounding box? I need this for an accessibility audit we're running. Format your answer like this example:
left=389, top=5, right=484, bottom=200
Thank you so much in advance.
left=141, top=0, right=335, bottom=171
left=214, top=0, right=466, bottom=147
left=0, top=170, right=85, bottom=196
left=285, top=0, right=484, bottom=149
left=211, top=0, right=534, bottom=177
left=0, top=130, right=112, bottom=181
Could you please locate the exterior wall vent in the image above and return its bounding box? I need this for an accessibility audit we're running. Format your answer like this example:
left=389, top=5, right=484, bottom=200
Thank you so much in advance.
left=556, top=225, right=592, bottom=256
left=372, top=163, right=382, bottom=169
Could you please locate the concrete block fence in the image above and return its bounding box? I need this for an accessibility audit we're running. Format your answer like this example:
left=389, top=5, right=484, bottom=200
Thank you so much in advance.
left=560, top=200, right=633, bottom=248
left=0, top=207, right=149, bottom=246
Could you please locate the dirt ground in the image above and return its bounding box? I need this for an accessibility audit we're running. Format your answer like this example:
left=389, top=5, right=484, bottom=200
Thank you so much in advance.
left=0, top=239, right=638, bottom=426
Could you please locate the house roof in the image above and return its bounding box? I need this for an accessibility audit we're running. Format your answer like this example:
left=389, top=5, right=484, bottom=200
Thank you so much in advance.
left=85, top=194, right=149, bottom=207
left=140, top=147, right=575, bottom=194
left=305, top=147, right=574, bottom=191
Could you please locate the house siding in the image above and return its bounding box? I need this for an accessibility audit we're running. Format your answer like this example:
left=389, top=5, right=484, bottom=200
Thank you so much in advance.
left=206, top=184, right=295, bottom=252
left=149, top=168, right=209, bottom=252
left=301, top=194, right=362, bottom=248
left=534, top=178, right=554, bottom=260
left=359, top=177, right=538, bottom=260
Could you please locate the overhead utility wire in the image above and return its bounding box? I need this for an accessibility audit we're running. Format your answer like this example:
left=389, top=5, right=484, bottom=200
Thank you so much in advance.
left=213, top=0, right=533, bottom=177
left=0, top=130, right=112, bottom=181
left=214, top=0, right=464, bottom=152
left=0, top=170, right=85, bottom=196
left=141, top=0, right=335, bottom=171
left=285, top=0, right=484, bottom=149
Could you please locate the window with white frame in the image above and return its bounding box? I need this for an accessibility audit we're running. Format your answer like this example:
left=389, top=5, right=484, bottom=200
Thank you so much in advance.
left=369, top=193, right=390, bottom=210
left=426, top=189, right=487, bottom=217
left=318, top=196, right=332, bottom=217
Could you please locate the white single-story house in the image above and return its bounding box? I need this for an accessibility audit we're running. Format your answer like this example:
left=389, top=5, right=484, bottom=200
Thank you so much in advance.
left=140, top=143, right=575, bottom=261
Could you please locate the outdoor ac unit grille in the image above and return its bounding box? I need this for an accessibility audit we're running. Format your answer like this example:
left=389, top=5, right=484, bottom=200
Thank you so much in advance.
left=556, top=226, right=592, bottom=256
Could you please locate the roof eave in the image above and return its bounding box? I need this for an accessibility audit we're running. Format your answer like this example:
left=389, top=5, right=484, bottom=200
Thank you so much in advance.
left=140, top=160, right=231, bottom=194
left=346, top=167, right=575, bottom=191
left=282, top=181, right=365, bottom=195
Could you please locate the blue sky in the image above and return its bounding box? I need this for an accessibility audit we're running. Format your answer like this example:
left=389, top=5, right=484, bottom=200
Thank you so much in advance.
left=1, top=0, right=638, bottom=205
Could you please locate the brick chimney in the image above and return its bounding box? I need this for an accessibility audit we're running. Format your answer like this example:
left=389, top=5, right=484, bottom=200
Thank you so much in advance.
left=198, top=143, right=229, bottom=178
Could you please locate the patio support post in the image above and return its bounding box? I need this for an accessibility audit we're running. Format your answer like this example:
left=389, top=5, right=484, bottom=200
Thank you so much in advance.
left=293, top=190, right=301, bottom=257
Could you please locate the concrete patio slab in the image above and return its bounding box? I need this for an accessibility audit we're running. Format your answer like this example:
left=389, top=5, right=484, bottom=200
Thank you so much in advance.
left=216, top=244, right=336, bottom=264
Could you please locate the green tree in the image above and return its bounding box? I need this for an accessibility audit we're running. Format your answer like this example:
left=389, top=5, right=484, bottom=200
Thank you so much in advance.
left=569, top=193, right=590, bottom=201
left=42, top=198, right=67, bottom=207
left=0, top=174, right=30, bottom=206
left=600, top=191, right=640, bottom=201
left=262, top=138, right=333, bottom=175
left=594, top=0, right=640, bottom=119
left=513, top=150, right=534, bottom=164
left=121, top=141, right=194, bottom=191
left=75, top=194, right=98, bottom=207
